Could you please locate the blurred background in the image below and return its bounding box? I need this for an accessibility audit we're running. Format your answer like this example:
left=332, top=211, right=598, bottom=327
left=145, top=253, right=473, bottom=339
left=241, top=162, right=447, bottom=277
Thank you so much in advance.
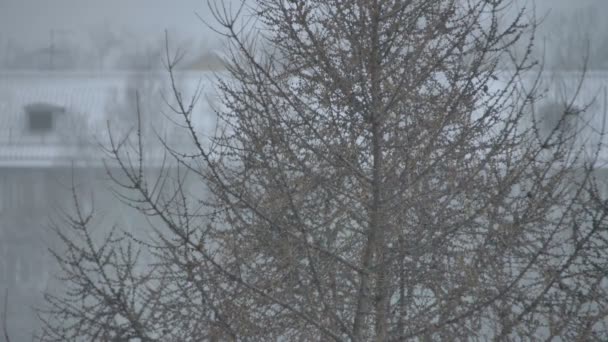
left=0, top=0, right=607, bottom=340
left=0, top=0, right=606, bottom=71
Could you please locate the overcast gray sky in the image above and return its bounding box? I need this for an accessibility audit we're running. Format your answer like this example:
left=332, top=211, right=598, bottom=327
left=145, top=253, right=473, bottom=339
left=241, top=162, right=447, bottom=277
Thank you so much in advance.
left=0, top=0, right=602, bottom=49
left=0, top=0, right=224, bottom=48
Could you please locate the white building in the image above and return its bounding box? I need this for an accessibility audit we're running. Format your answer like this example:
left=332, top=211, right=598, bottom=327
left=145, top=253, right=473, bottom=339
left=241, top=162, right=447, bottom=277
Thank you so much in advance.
left=0, top=70, right=216, bottom=340
left=1, top=68, right=607, bottom=340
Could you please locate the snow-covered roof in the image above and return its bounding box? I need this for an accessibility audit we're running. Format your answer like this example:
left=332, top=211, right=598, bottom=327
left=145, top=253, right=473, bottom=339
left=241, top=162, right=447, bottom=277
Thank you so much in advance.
left=1, top=69, right=608, bottom=168
left=0, top=70, right=219, bottom=168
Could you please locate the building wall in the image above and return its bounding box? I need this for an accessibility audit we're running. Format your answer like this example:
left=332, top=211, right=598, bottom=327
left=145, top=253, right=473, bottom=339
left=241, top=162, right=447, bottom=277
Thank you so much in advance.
left=0, top=166, right=124, bottom=341
left=0, top=70, right=216, bottom=340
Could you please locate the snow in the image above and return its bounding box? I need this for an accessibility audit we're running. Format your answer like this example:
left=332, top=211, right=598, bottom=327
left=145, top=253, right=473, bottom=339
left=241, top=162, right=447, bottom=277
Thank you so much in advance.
left=0, top=70, right=221, bottom=167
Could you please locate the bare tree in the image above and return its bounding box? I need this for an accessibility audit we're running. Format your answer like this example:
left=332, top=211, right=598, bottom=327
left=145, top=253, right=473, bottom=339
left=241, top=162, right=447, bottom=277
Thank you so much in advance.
left=2, top=289, right=12, bottom=342
left=38, top=0, right=608, bottom=341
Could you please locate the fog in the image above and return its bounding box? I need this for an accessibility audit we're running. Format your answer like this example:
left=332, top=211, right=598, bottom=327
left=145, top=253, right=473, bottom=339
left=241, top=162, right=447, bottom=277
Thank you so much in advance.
left=0, top=0, right=607, bottom=340
left=0, top=0, right=245, bottom=70
left=0, top=0, right=216, bottom=48
left=0, top=0, right=606, bottom=70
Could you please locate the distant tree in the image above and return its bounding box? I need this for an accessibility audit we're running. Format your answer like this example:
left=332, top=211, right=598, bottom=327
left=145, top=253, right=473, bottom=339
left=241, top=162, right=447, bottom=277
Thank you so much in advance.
left=86, top=26, right=123, bottom=70
left=81, top=27, right=162, bottom=70
left=537, top=1, right=608, bottom=70
left=38, top=0, right=608, bottom=341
